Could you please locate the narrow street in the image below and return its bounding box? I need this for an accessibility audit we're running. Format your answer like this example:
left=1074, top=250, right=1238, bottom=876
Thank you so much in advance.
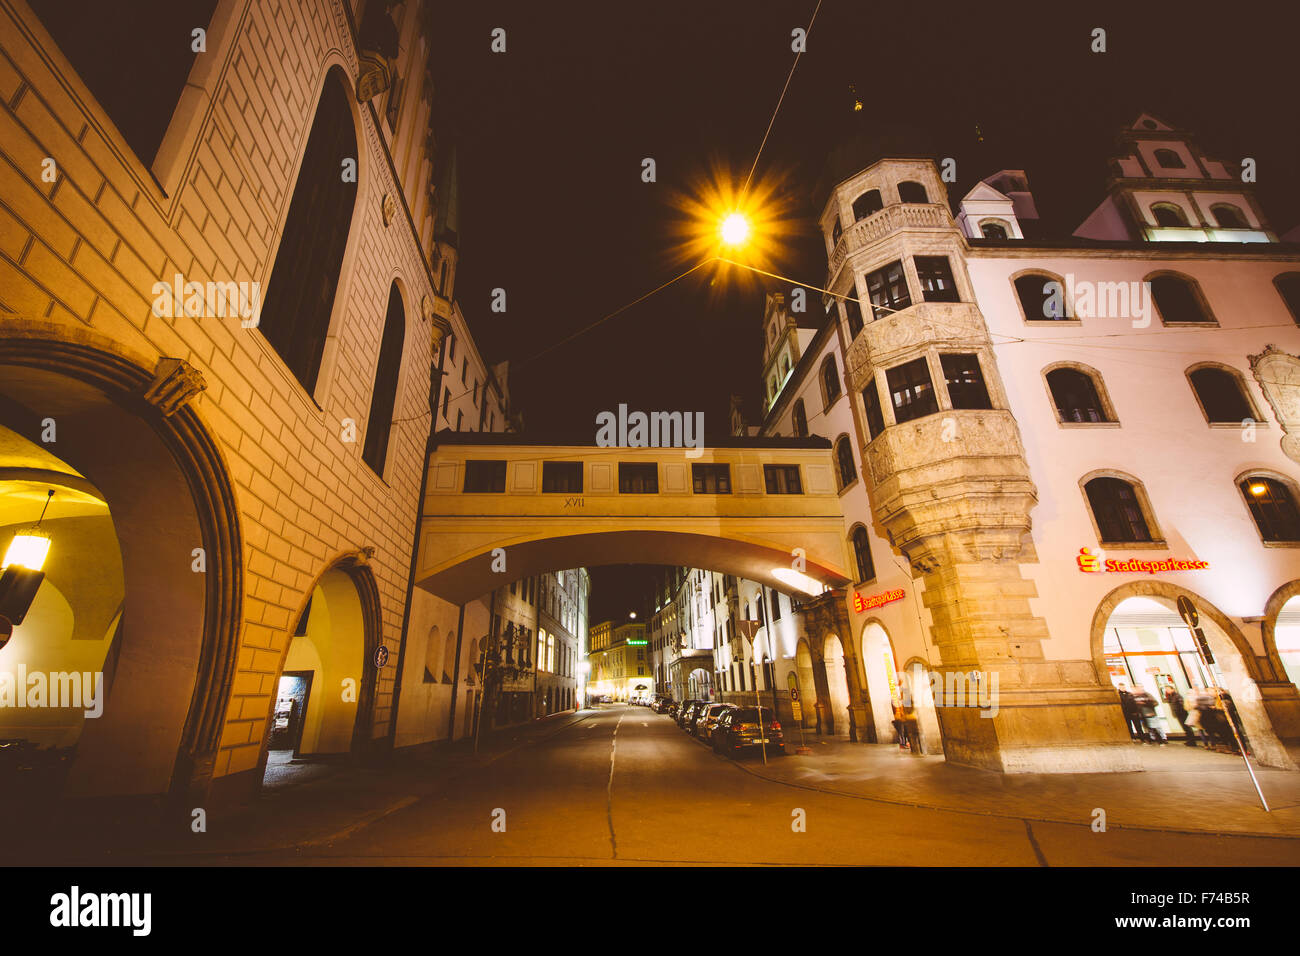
left=102, top=705, right=1295, bottom=866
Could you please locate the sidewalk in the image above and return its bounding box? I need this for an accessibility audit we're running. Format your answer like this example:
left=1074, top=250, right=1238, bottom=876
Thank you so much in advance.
left=1, top=708, right=597, bottom=863
left=730, top=734, right=1300, bottom=839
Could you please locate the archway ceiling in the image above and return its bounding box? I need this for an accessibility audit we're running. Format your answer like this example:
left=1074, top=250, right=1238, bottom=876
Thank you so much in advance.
left=415, top=530, right=850, bottom=606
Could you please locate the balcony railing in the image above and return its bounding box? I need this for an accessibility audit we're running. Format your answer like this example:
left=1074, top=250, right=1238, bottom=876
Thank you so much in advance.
left=827, top=202, right=953, bottom=281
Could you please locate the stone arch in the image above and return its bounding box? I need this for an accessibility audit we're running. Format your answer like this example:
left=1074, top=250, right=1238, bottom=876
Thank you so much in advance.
left=823, top=633, right=853, bottom=736
left=1262, top=579, right=1300, bottom=682
left=0, top=331, right=242, bottom=803
left=422, top=625, right=442, bottom=683
left=1090, top=580, right=1294, bottom=768
left=793, top=638, right=818, bottom=731
left=263, top=551, right=381, bottom=772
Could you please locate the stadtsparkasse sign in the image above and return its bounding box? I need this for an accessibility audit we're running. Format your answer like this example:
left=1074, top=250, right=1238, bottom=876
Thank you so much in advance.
left=1076, top=547, right=1209, bottom=574
left=853, top=587, right=905, bottom=613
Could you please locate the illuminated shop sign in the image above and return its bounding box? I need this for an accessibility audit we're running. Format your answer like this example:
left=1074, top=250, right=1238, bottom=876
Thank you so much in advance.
left=853, top=587, right=905, bottom=614
left=1076, top=548, right=1209, bottom=574
left=626, top=640, right=647, bottom=646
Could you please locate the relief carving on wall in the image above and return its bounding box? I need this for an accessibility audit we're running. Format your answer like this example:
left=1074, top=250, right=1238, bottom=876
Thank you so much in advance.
left=1249, top=345, right=1300, bottom=464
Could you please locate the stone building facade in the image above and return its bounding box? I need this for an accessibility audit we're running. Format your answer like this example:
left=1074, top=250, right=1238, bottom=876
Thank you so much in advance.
left=741, top=113, right=1300, bottom=771
left=0, top=0, right=521, bottom=803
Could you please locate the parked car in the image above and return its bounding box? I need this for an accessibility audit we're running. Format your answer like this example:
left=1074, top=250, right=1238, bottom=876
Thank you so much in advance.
left=695, top=703, right=736, bottom=741
left=652, top=696, right=673, bottom=714
left=665, top=700, right=679, bottom=718
left=677, top=700, right=704, bottom=729
left=713, top=707, right=785, bottom=755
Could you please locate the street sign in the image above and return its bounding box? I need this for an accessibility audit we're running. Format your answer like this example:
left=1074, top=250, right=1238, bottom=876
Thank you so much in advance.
left=1176, top=595, right=1199, bottom=628
left=373, top=645, right=389, bottom=668
left=788, top=674, right=803, bottom=721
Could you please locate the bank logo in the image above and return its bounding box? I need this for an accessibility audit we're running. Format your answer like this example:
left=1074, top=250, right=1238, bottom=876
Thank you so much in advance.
left=1076, top=547, right=1209, bottom=574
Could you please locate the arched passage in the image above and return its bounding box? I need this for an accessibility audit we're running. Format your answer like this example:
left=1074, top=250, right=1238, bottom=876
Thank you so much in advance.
left=860, top=620, right=901, bottom=742
left=0, top=335, right=243, bottom=802
left=1091, top=583, right=1294, bottom=769
left=823, top=634, right=852, bottom=737
left=794, top=639, right=817, bottom=732
left=262, top=556, right=380, bottom=782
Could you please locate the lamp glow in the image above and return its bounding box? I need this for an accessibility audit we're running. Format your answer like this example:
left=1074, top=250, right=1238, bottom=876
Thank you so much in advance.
left=3, top=530, right=51, bottom=571
left=720, top=213, right=750, bottom=246
left=1249, top=482, right=1268, bottom=497
left=772, top=567, right=828, bottom=596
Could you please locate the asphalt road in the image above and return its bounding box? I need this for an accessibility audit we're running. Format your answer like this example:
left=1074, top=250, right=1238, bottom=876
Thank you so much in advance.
left=172, top=705, right=1295, bottom=866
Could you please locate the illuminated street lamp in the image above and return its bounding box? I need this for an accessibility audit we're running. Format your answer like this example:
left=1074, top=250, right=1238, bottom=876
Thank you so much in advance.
left=2, top=490, right=54, bottom=572
left=720, top=212, right=750, bottom=246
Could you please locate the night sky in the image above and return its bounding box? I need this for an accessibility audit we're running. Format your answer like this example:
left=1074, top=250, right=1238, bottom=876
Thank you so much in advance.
left=429, top=1, right=1300, bottom=621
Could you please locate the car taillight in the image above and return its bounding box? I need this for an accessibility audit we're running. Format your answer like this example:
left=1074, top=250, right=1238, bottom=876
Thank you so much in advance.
left=770, top=721, right=781, bottom=731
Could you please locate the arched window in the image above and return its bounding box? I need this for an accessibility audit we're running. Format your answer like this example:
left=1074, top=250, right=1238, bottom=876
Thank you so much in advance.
left=897, top=181, right=928, bottom=204
left=850, top=525, right=876, bottom=583
left=26, top=0, right=218, bottom=166
left=821, top=355, right=842, bottom=407
left=835, top=435, right=857, bottom=488
left=423, top=626, right=442, bottom=683
left=1153, top=148, right=1185, bottom=169
left=852, top=189, right=884, bottom=221
left=362, top=283, right=406, bottom=474
left=1240, top=476, right=1300, bottom=543
left=1150, top=274, right=1213, bottom=324
left=1014, top=273, right=1066, bottom=320
left=1187, top=366, right=1256, bottom=423
left=259, top=68, right=359, bottom=395
left=1046, top=367, right=1113, bottom=423
left=1276, top=272, right=1300, bottom=326
left=1150, top=203, right=1189, bottom=227
left=1211, top=203, right=1248, bottom=228
left=980, top=221, right=1008, bottom=239
left=1084, top=476, right=1155, bottom=544
left=442, top=630, right=457, bottom=683
left=792, top=399, right=808, bottom=438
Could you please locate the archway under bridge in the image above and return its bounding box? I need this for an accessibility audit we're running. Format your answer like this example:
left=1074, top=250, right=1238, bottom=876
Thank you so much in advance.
left=414, top=436, right=854, bottom=605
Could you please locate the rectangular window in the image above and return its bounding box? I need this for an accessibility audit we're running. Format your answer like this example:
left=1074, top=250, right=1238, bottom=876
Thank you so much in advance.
left=461, top=360, right=467, bottom=385
left=763, top=464, right=803, bottom=494
left=844, top=295, right=864, bottom=337
left=619, top=462, right=659, bottom=493
left=862, top=379, right=886, bottom=439
left=941, top=353, right=993, bottom=409
left=887, top=357, right=939, bottom=424
left=472, top=380, right=479, bottom=406
left=542, top=461, right=583, bottom=493
left=915, top=255, right=960, bottom=303
left=865, top=260, right=911, bottom=320
left=456, top=409, right=463, bottom=430
left=464, top=460, right=507, bottom=493
left=692, top=463, right=731, bottom=494
left=441, top=387, right=450, bottom=419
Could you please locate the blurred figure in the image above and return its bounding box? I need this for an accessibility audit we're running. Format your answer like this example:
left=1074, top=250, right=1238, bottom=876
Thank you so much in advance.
left=1131, top=686, right=1166, bottom=743
left=1163, top=683, right=1197, bottom=746
left=892, top=701, right=909, bottom=750
left=1117, top=683, right=1146, bottom=740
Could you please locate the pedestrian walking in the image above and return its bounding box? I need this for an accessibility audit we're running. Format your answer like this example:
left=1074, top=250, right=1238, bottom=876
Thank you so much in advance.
left=1163, top=683, right=1196, bottom=746
left=1117, top=683, right=1145, bottom=740
left=1131, top=687, right=1165, bottom=743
